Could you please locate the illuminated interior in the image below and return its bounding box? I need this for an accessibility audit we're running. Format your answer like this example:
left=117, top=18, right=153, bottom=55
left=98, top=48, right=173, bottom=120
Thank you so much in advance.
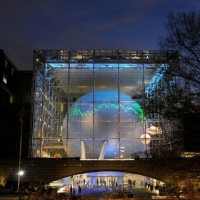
left=63, top=90, right=145, bottom=159
left=31, top=50, right=178, bottom=159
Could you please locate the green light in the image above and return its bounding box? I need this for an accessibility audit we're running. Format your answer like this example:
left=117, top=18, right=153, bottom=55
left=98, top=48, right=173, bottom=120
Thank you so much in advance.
left=70, top=102, right=145, bottom=122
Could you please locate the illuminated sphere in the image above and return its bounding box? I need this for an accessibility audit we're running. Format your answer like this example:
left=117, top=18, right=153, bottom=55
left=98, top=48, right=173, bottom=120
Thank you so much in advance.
left=62, top=90, right=145, bottom=159
left=140, top=134, right=151, bottom=144
left=150, top=125, right=156, bottom=131
left=120, top=146, right=125, bottom=152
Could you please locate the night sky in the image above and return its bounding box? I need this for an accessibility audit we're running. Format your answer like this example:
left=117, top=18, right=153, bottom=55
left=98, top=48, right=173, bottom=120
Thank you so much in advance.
left=0, top=0, right=199, bottom=70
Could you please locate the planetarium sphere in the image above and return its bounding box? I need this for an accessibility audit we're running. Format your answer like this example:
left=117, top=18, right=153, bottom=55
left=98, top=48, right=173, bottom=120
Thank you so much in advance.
left=62, top=90, right=145, bottom=159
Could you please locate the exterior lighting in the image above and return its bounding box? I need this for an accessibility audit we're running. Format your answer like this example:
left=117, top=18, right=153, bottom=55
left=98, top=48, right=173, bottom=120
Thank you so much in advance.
left=18, top=171, right=24, bottom=176
left=140, top=134, right=151, bottom=144
left=120, top=146, right=125, bottom=152
left=146, top=125, right=162, bottom=135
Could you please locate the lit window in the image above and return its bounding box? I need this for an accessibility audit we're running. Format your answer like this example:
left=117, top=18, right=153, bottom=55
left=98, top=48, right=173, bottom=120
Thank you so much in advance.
left=4, top=60, right=8, bottom=68
left=3, top=74, right=7, bottom=84
left=9, top=95, right=13, bottom=104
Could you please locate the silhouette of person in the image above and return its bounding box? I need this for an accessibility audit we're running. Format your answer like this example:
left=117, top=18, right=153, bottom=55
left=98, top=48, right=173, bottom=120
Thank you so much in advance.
left=70, top=186, right=72, bottom=196
left=78, top=185, right=82, bottom=194
left=133, top=180, right=136, bottom=187
left=73, top=187, right=75, bottom=196
left=150, top=185, right=153, bottom=192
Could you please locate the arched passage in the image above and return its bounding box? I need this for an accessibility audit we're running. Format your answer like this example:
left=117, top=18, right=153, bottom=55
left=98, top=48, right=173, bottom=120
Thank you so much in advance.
left=50, top=170, right=166, bottom=192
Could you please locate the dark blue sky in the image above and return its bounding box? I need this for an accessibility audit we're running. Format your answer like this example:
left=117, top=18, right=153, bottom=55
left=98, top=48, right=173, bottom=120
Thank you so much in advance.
left=0, top=0, right=199, bottom=70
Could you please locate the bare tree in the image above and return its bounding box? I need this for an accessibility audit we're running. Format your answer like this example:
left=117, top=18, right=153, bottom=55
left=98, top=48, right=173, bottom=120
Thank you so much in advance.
left=145, top=10, right=200, bottom=199
left=145, top=10, right=200, bottom=159
left=159, top=10, right=200, bottom=116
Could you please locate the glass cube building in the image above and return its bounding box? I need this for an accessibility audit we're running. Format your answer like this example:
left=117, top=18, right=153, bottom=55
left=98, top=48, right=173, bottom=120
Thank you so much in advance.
left=31, top=50, right=179, bottom=159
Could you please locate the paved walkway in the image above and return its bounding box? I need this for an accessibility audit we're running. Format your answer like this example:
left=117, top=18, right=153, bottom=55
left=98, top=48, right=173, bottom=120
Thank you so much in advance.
left=0, top=187, right=159, bottom=200
left=62, top=186, right=158, bottom=200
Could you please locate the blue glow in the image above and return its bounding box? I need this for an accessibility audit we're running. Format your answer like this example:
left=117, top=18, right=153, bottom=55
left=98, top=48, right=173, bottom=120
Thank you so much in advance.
left=49, top=63, right=154, bottom=70
left=62, top=90, right=145, bottom=159
left=145, top=64, right=169, bottom=97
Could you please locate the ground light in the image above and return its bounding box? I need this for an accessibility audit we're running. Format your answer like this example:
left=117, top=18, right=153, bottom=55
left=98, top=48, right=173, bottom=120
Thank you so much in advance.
left=17, top=170, right=24, bottom=193
left=18, top=171, right=24, bottom=176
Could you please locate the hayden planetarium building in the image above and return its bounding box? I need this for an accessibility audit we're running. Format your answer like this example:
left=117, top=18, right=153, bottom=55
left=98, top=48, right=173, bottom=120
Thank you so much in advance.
left=31, top=50, right=179, bottom=160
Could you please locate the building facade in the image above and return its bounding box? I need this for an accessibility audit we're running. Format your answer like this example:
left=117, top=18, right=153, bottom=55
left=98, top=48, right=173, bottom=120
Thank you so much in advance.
left=0, top=49, right=32, bottom=159
left=31, top=50, right=179, bottom=159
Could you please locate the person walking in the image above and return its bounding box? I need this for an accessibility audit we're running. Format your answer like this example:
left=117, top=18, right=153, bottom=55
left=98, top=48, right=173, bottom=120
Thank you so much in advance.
left=133, top=180, right=136, bottom=187
left=150, top=184, right=154, bottom=192
left=78, top=185, right=82, bottom=194
left=97, top=178, right=99, bottom=186
left=73, top=187, right=75, bottom=196
left=70, top=186, right=72, bottom=196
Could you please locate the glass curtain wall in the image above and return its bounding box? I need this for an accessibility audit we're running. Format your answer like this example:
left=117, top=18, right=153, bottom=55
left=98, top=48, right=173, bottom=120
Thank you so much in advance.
left=31, top=50, right=178, bottom=159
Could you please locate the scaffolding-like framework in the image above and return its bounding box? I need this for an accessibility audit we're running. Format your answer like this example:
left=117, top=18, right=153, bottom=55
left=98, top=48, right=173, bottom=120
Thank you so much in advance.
left=31, top=50, right=179, bottom=158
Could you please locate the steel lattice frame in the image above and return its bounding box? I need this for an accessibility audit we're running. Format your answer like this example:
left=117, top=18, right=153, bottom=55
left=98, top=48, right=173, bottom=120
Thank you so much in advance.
left=31, top=54, right=67, bottom=157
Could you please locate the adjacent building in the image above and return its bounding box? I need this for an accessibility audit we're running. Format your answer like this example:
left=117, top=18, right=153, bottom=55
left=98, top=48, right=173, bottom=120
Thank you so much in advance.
left=0, top=49, right=32, bottom=159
